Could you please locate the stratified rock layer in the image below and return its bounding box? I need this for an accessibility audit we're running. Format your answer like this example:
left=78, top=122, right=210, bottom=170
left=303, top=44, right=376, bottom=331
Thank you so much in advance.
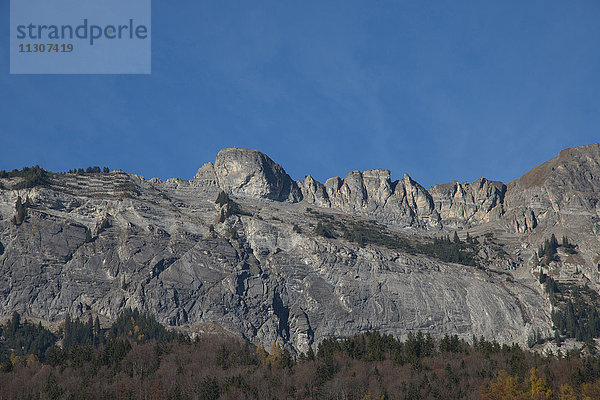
left=0, top=144, right=599, bottom=352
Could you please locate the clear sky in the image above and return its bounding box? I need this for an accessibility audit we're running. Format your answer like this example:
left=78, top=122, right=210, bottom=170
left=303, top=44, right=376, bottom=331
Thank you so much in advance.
left=1, top=1, right=599, bottom=188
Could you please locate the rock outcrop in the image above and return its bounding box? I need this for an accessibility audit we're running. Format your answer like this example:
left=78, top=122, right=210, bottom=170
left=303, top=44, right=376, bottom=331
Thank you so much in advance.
left=299, top=170, right=439, bottom=227
left=429, top=177, right=506, bottom=228
left=503, top=143, right=600, bottom=235
left=295, top=144, right=600, bottom=242
left=212, top=148, right=301, bottom=202
left=0, top=144, right=599, bottom=353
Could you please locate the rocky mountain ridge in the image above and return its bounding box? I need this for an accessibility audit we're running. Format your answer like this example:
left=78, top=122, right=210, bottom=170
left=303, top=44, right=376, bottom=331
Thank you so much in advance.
left=1, top=144, right=599, bottom=353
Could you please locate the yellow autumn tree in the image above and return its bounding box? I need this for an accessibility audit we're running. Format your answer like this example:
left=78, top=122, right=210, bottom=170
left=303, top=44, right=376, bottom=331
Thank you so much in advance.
left=256, top=343, right=267, bottom=365
left=528, top=368, right=552, bottom=399
left=26, top=354, right=39, bottom=367
left=559, top=384, right=577, bottom=400
left=581, top=377, right=600, bottom=400
left=9, top=353, right=22, bottom=368
left=266, top=341, right=282, bottom=365
left=481, top=370, right=527, bottom=400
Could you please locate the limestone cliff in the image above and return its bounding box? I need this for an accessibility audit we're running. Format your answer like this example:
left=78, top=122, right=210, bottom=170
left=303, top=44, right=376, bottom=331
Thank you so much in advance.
left=0, top=144, right=599, bottom=353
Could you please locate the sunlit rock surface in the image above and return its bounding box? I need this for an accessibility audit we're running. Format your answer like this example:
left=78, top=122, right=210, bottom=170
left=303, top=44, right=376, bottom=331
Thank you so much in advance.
left=1, top=144, right=599, bottom=352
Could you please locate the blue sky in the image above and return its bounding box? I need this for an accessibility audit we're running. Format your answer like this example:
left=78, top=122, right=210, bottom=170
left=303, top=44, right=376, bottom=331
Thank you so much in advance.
left=1, top=1, right=599, bottom=188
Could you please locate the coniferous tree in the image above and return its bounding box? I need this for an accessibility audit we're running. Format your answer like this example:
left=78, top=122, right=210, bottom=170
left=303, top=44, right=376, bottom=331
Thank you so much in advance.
left=13, top=196, right=25, bottom=225
left=87, top=314, right=94, bottom=343
left=539, top=244, right=544, bottom=259
left=94, top=316, right=101, bottom=337
left=9, top=311, right=20, bottom=336
left=315, top=222, right=335, bottom=238
left=549, top=234, right=558, bottom=255
left=83, top=227, right=93, bottom=243
left=216, top=191, right=229, bottom=206
left=44, top=373, right=64, bottom=400
left=63, top=314, right=72, bottom=348
left=453, top=231, right=461, bottom=244
left=279, top=348, right=294, bottom=369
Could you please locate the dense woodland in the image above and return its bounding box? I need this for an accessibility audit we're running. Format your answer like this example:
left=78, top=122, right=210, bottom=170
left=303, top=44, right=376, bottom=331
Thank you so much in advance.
left=4, top=310, right=600, bottom=399
left=544, top=278, right=600, bottom=346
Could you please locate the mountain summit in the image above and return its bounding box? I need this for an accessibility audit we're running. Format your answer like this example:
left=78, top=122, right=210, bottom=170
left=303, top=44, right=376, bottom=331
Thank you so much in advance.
left=0, top=144, right=599, bottom=352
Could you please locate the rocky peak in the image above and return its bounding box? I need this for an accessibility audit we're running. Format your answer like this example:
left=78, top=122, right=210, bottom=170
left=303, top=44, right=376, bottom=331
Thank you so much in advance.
left=212, top=148, right=302, bottom=202
left=2, top=143, right=600, bottom=354
left=299, top=175, right=329, bottom=207
left=429, top=177, right=506, bottom=227
left=503, top=143, right=600, bottom=234
left=511, top=143, right=600, bottom=191
left=362, top=169, right=393, bottom=203
left=298, top=169, right=440, bottom=227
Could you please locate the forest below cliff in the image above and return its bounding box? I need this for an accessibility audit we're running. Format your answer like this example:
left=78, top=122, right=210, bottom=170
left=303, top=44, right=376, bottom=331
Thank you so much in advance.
left=2, top=310, right=600, bottom=399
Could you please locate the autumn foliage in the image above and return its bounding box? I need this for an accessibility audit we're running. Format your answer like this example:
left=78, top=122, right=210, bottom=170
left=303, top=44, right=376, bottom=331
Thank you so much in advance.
left=4, top=312, right=600, bottom=399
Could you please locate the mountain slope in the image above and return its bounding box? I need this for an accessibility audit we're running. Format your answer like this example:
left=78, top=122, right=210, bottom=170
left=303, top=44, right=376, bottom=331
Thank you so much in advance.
left=0, top=144, right=598, bottom=352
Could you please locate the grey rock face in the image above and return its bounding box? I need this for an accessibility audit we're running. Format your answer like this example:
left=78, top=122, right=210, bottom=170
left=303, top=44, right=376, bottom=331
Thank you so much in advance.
left=300, top=170, right=439, bottom=227
left=213, top=148, right=301, bottom=202
left=0, top=144, right=599, bottom=353
left=504, top=144, right=600, bottom=234
left=429, top=177, right=506, bottom=228
left=297, top=144, right=600, bottom=242
left=298, top=175, right=330, bottom=207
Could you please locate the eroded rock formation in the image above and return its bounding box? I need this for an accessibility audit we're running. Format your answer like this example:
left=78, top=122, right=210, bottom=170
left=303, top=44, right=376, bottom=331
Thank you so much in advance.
left=0, top=144, right=599, bottom=353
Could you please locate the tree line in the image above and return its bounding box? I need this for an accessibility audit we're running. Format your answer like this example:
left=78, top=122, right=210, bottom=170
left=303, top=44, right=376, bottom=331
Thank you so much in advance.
left=4, top=311, right=600, bottom=399
left=309, top=207, right=480, bottom=267
left=0, top=166, right=49, bottom=190
left=537, top=234, right=578, bottom=265
left=66, top=166, right=110, bottom=174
